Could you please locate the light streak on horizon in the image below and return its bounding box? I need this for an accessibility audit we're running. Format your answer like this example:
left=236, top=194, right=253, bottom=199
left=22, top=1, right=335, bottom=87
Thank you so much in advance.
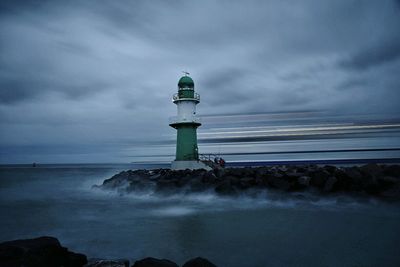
left=198, top=123, right=400, bottom=139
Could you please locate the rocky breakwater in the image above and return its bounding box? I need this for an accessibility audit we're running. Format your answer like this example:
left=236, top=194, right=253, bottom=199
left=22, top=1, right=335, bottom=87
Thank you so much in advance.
left=98, top=163, right=400, bottom=201
left=0, top=236, right=87, bottom=267
left=0, top=237, right=218, bottom=267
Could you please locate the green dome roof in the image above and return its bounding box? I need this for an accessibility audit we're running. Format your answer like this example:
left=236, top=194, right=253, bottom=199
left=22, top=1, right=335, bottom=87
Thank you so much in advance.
left=178, top=76, right=194, bottom=88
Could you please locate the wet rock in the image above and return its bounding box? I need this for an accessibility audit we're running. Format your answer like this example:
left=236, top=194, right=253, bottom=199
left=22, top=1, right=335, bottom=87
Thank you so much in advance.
left=342, top=167, right=364, bottom=191
left=213, top=168, right=225, bottom=178
left=380, top=183, right=400, bottom=201
left=383, top=165, right=400, bottom=178
left=277, top=165, right=288, bottom=172
left=267, top=174, right=292, bottom=191
left=333, top=168, right=353, bottom=191
left=254, top=167, right=268, bottom=179
left=188, top=178, right=208, bottom=192
left=215, top=180, right=236, bottom=195
left=182, top=257, right=217, bottom=267
left=324, top=165, right=338, bottom=174
left=149, top=173, right=161, bottom=181
left=127, top=180, right=155, bottom=192
left=310, top=170, right=330, bottom=188
left=297, top=176, right=311, bottom=187
left=378, top=176, right=399, bottom=186
left=239, top=177, right=255, bottom=189
left=0, top=236, right=87, bottom=267
left=362, top=176, right=382, bottom=194
left=85, top=259, right=129, bottom=267
left=132, top=257, right=178, bottom=267
left=360, top=163, right=382, bottom=178
left=294, top=166, right=308, bottom=173
left=323, top=176, right=338, bottom=192
left=202, top=172, right=217, bottom=184
left=98, top=164, right=400, bottom=201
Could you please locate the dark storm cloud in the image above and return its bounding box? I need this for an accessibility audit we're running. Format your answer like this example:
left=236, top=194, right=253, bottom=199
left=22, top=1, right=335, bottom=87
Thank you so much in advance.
left=340, top=40, right=400, bottom=70
left=1, top=0, right=400, bottom=163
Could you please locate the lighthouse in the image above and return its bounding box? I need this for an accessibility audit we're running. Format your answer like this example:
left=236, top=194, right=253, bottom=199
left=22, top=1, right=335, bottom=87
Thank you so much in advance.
left=169, top=74, right=210, bottom=170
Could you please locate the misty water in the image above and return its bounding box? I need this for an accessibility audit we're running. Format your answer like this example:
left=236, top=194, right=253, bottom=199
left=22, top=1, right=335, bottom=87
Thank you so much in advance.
left=1, top=164, right=400, bottom=267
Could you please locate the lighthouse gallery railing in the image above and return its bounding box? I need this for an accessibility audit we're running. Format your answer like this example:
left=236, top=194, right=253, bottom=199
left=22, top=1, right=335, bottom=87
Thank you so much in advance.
left=172, top=92, right=200, bottom=102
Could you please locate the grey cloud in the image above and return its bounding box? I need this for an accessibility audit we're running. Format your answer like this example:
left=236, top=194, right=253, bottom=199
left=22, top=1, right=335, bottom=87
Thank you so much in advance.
left=1, top=0, right=400, bottom=162
left=340, top=40, right=400, bottom=71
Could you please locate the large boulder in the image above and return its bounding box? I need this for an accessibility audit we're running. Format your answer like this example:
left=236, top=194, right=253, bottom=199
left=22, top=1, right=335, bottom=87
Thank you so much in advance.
left=343, top=167, right=364, bottom=191
left=383, top=165, right=400, bottom=178
left=239, top=177, right=255, bottom=189
left=182, top=257, right=217, bottom=267
left=360, top=163, right=382, bottom=178
left=213, top=167, right=225, bottom=178
left=188, top=178, right=208, bottom=192
left=297, top=176, right=311, bottom=187
left=379, top=183, right=400, bottom=201
left=202, top=172, right=218, bottom=184
left=132, top=257, right=178, bottom=267
left=267, top=173, right=292, bottom=191
left=215, top=180, right=236, bottom=195
left=324, top=165, right=338, bottom=174
left=310, top=170, right=330, bottom=188
left=323, top=176, right=338, bottom=192
left=0, top=236, right=87, bottom=267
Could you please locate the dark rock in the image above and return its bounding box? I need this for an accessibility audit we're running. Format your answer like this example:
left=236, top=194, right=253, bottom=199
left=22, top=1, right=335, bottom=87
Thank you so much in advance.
left=297, top=176, right=311, bottom=187
left=215, top=180, right=236, bottom=195
left=294, top=166, right=308, bottom=173
left=102, top=172, right=129, bottom=188
left=239, top=177, right=255, bottom=189
left=156, top=178, right=178, bottom=189
left=85, top=259, right=129, bottom=267
left=213, top=168, right=225, bottom=178
left=323, top=176, right=338, bottom=192
left=242, top=167, right=255, bottom=177
left=202, top=172, right=217, bottom=184
left=378, top=176, right=399, bottom=186
left=333, top=168, right=353, bottom=191
left=176, top=174, right=192, bottom=187
left=98, top=165, right=400, bottom=201
left=188, top=178, right=208, bottom=192
left=324, top=165, right=337, bottom=174
left=362, top=175, right=382, bottom=194
left=379, top=182, right=400, bottom=201
left=310, top=170, right=330, bottom=188
left=127, top=180, right=155, bottom=192
left=343, top=167, right=364, bottom=190
left=0, top=236, right=87, bottom=267
left=267, top=174, right=292, bottom=191
left=227, top=176, right=240, bottom=186
left=182, top=257, right=217, bottom=267
left=132, top=257, right=178, bottom=267
left=383, top=165, right=400, bottom=178
left=149, top=174, right=161, bottom=181
left=360, top=163, right=382, bottom=178
left=254, top=167, right=268, bottom=179
left=277, top=165, right=288, bottom=173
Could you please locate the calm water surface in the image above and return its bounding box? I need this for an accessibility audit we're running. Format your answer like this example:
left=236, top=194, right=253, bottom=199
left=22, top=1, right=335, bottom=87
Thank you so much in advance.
left=0, top=164, right=399, bottom=267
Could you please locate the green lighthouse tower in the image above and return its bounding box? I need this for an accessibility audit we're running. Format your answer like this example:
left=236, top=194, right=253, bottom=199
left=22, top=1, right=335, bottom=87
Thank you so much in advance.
left=169, top=74, right=210, bottom=170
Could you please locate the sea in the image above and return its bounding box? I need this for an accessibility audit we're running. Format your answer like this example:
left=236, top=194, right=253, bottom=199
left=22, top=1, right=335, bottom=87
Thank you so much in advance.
left=1, top=162, right=400, bottom=267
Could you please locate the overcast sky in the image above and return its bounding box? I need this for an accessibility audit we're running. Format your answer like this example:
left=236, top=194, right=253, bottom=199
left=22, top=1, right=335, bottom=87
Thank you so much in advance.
left=0, top=0, right=399, bottom=163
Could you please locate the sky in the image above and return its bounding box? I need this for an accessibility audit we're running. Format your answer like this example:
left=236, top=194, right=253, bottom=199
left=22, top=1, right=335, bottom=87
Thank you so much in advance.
left=0, top=0, right=400, bottom=164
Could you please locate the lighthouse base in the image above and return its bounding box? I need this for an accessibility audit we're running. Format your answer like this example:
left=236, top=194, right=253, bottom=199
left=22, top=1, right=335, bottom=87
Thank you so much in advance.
left=171, top=160, right=212, bottom=171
